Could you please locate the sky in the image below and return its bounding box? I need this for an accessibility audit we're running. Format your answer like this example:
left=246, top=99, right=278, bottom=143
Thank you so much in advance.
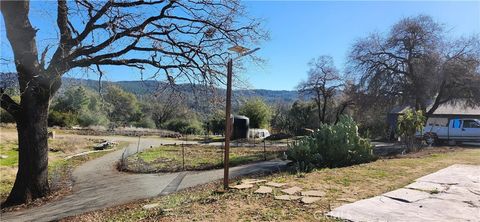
left=1, top=1, right=479, bottom=90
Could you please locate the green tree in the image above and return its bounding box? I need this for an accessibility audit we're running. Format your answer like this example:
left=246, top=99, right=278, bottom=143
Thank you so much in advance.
left=103, top=85, right=139, bottom=126
left=206, top=110, right=226, bottom=135
left=397, top=108, right=426, bottom=152
left=288, top=100, right=318, bottom=135
left=53, top=86, right=89, bottom=114
left=0, top=0, right=264, bottom=206
left=239, top=98, right=272, bottom=128
left=49, top=86, right=109, bottom=127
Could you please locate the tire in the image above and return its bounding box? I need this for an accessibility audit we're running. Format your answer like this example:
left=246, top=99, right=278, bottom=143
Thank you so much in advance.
left=424, top=133, right=438, bottom=146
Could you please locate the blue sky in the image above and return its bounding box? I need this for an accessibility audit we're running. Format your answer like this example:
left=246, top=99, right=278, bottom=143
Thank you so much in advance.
left=1, top=1, right=479, bottom=90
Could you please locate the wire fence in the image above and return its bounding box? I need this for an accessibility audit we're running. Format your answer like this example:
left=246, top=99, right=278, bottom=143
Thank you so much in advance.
left=118, top=135, right=289, bottom=173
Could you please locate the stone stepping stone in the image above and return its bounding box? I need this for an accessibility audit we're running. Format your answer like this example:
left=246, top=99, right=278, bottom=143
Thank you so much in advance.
left=274, top=195, right=302, bottom=200
left=265, top=182, right=287, bottom=187
left=231, top=183, right=254, bottom=189
left=242, top=179, right=267, bottom=184
left=301, top=196, right=321, bottom=204
left=301, top=190, right=325, bottom=197
left=281, top=186, right=302, bottom=195
left=142, top=203, right=160, bottom=210
left=254, top=186, right=273, bottom=194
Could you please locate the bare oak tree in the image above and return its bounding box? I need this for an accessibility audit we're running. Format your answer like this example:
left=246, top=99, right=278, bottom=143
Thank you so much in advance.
left=349, top=15, right=480, bottom=113
left=0, top=0, right=265, bottom=207
left=298, top=56, right=343, bottom=125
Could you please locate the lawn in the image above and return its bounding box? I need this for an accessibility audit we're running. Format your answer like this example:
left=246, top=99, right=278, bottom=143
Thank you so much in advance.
left=64, top=146, right=480, bottom=222
left=0, top=129, right=127, bottom=202
left=122, top=145, right=287, bottom=172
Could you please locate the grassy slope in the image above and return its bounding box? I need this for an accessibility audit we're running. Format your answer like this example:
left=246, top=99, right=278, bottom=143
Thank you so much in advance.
left=64, top=147, right=480, bottom=222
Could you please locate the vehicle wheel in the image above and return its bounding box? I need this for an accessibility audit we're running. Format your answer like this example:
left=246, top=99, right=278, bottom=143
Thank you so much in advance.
left=424, top=133, right=438, bottom=146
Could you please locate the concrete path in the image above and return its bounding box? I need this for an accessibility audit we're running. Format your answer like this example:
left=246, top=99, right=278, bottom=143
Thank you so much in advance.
left=327, top=164, right=480, bottom=221
left=1, top=137, right=288, bottom=222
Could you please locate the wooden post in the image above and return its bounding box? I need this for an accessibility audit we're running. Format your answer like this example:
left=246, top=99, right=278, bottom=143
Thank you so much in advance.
left=136, top=135, right=141, bottom=153
left=223, top=59, right=233, bottom=190
left=264, top=139, right=266, bottom=161
left=182, top=143, right=185, bottom=171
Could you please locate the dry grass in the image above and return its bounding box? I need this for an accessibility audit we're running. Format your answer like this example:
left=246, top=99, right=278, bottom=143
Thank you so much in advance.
left=122, top=145, right=287, bottom=173
left=0, top=128, right=126, bottom=203
left=63, top=146, right=480, bottom=222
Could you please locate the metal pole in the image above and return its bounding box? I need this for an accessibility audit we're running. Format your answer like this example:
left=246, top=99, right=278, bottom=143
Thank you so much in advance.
left=223, top=59, right=233, bottom=190
left=182, top=143, right=185, bottom=171
left=136, top=135, right=141, bottom=153
left=264, top=139, right=266, bottom=161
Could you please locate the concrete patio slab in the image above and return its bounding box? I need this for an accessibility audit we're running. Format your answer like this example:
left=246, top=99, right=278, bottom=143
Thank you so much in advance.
left=382, top=188, right=431, bottom=203
left=405, top=181, right=448, bottom=192
left=327, top=164, right=480, bottom=222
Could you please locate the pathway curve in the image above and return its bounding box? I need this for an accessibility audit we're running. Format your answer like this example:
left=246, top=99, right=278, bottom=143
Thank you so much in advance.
left=1, top=136, right=288, bottom=222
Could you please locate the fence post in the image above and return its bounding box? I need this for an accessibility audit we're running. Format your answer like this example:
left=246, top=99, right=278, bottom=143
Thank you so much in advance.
left=136, top=135, right=141, bottom=154
left=182, top=142, right=185, bottom=171
left=263, top=139, right=266, bottom=161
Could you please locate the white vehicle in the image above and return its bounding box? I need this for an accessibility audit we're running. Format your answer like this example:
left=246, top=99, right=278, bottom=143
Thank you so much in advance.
left=418, top=118, right=480, bottom=145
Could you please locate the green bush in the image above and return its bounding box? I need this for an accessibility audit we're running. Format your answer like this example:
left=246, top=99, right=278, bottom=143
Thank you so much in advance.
left=78, top=112, right=109, bottom=127
left=134, top=117, right=156, bottom=129
left=287, top=116, right=375, bottom=172
left=397, top=108, right=425, bottom=152
left=163, top=118, right=204, bottom=135
left=48, top=111, right=78, bottom=127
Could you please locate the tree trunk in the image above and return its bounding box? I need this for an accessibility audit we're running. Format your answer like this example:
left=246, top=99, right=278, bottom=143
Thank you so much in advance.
left=321, top=96, right=327, bottom=124
left=3, top=91, right=50, bottom=207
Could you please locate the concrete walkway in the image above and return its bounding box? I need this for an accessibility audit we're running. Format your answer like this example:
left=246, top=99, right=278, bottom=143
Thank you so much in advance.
left=327, top=164, right=480, bottom=221
left=1, top=137, right=288, bottom=222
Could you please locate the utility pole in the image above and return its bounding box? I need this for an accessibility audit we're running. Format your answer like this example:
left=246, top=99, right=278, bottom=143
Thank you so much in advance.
left=223, top=46, right=260, bottom=190
left=223, top=58, right=233, bottom=190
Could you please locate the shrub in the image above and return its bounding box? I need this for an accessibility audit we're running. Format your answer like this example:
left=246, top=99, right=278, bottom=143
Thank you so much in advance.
left=287, top=116, right=375, bottom=172
left=134, top=117, right=156, bottom=129
left=163, top=118, right=204, bottom=135
left=77, top=112, right=109, bottom=127
left=48, top=111, right=78, bottom=127
left=397, top=108, right=425, bottom=152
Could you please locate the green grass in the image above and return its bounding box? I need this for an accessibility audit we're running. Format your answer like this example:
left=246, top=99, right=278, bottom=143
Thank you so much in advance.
left=125, top=145, right=286, bottom=172
left=0, top=142, right=18, bottom=167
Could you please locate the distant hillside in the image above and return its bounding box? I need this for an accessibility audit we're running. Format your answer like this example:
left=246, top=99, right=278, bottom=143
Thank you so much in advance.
left=1, top=74, right=299, bottom=106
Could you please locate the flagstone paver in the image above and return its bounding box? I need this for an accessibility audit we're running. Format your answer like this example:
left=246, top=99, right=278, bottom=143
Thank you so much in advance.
left=254, top=186, right=273, bottom=194
left=242, top=179, right=267, bottom=184
left=265, top=182, right=287, bottom=187
left=281, top=186, right=302, bottom=195
left=301, top=190, right=325, bottom=197
left=231, top=183, right=254, bottom=189
left=274, top=195, right=302, bottom=200
left=301, top=196, right=321, bottom=204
